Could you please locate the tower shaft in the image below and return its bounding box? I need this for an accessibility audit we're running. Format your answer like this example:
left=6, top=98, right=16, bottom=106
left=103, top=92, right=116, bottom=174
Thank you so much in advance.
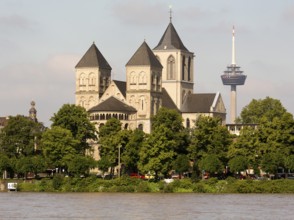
left=230, top=85, right=237, bottom=123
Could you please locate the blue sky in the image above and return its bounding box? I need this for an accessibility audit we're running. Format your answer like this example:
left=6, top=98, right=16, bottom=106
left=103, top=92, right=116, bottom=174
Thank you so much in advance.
left=1, top=0, right=294, bottom=126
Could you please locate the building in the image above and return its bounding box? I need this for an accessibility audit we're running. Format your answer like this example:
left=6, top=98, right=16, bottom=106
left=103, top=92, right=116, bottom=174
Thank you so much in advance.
left=75, top=18, right=226, bottom=134
left=221, top=26, right=247, bottom=123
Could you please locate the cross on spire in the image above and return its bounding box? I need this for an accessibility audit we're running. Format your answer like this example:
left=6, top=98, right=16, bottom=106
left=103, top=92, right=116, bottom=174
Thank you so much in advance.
left=169, top=5, right=172, bottom=23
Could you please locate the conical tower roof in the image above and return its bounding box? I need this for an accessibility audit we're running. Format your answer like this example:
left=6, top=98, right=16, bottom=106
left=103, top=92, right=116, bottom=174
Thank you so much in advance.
left=75, top=43, right=112, bottom=69
left=126, top=41, right=163, bottom=68
left=153, top=22, right=188, bottom=51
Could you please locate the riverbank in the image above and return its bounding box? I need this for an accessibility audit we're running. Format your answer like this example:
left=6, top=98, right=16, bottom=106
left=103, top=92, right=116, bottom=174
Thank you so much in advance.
left=2, top=176, right=294, bottom=193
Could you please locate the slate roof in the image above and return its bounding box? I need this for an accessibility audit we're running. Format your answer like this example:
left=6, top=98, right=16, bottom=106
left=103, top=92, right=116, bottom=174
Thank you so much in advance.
left=88, top=97, right=136, bottom=113
left=126, top=41, right=163, bottom=68
left=75, top=43, right=112, bottom=69
left=181, top=93, right=216, bottom=113
left=153, top=22, right=189, bottom=51
left=113, top=80, right=126, bottom=98
left=161, top=88, right=179, bottom=112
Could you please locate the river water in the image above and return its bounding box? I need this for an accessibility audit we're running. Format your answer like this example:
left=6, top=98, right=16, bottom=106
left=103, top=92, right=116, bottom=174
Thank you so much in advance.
left=0, top=193, right=293, bottom=220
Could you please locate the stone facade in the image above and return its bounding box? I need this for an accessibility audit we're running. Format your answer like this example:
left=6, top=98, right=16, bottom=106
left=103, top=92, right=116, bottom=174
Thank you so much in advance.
left=75, top=20, right=226, bottom=134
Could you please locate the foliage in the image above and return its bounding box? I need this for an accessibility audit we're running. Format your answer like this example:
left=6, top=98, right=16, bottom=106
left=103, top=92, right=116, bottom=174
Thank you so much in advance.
left=260, top=152, right=284, bottom=174
left=41, top=126, right=78, bottom=170
left=51, top=104, right=97, bottom=154
left=121, top=129, right=145, bottom=172
left=138, top=125, right=177, bottom=178
left=228, top=156, right=248, bottom=173
left=98, top=118, right=122, bottom=170
left=188, top=116, right=232, bottom=164
left=199, top=155, right=223, bottom=174
left=285, top=155, right=294, bottom=170
left=0, top=153, right=10, bottom=173
left=97, top=157, right=111, bottom=175
left=0, top=115, right=43, bottom=158
left=172, top=154, right=190, bottom=176
left=151, top=107, right=189, bottom=154
left=67, top=155, right=96, bottom=177
left=238, top=97, right=287, bottom=124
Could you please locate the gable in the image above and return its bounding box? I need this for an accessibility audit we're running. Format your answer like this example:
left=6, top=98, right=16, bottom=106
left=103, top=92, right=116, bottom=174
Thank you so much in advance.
left=99, top=80, right=126, bottom=103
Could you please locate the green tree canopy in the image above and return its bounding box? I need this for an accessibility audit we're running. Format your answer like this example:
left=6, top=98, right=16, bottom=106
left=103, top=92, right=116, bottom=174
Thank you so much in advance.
left=199, top=154, right=223, bottom=175
left=121, top=129, right=145, bottom=173
left=41, top=126, right=78, bottom=170
left=51, top=104, right=97, bottom=154
left=0, top=115, right=43, bottom=158
left=188, top=116, right=232, bottom=164
left=237, top=97, right=287, bottom=124
left=228, top=156, right=249, bottom=174
left=98, top=118, right=122, bottom=171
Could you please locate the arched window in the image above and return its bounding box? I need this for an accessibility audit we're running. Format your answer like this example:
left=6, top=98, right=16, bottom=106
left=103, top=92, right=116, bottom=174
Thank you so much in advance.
left=167, top=55, right=175, bottom=80
left=138, top=124, right=143, bottom=131
left=79, top=73, right=86, bottom=86
left=182, top=55, right=185, bottom=80
left=89, top=73, right=95, bottom=86
left=186, top=118, right=190, bottom=128
left=182, top=90, right=186, bottom=103
left=188, top=57, right=191, bottom=81
left=124, top=123, right=128, bottom=130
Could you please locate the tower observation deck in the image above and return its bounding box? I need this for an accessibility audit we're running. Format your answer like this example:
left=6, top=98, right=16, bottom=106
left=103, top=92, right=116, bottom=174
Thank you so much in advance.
left=221, top=26, right=247, bottom=123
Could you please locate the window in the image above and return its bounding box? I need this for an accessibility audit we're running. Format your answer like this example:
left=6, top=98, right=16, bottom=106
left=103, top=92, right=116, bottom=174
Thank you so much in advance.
left=186, top=118, right=190, bottom=128
left=138, top=124, right=143, bottom=131
left=167, top=55, right=175, bottom=80
left=182, top=55, right=185, bottom=80
left=188, top=57, right=191, bottom=81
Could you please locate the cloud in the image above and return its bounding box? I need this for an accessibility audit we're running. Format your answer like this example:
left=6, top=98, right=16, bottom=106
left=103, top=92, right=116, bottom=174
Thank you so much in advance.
left=0, top=14, right=36, bottom=31
left=112, top=0, right=167, bottom=26
left=0, top=53, right=79, bottom=126
left=282, top=4, right=294, bottom=23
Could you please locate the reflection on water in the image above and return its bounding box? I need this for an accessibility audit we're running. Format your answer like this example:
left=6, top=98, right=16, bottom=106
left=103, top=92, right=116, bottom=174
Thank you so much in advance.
left=0, top=193, right=293, bottom=220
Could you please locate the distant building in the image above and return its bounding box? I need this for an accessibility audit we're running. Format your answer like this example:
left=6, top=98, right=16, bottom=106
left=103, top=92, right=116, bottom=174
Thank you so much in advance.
left=75, top=17, right=226, bottom=134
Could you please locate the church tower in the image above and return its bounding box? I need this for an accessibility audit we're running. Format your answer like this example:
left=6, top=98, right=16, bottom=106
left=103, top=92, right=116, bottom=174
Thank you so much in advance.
left=75, top=42, right=112, bottom=110
left=153, top=14, right=194, bottom=110
left=126, top=41, right=163, bottom=133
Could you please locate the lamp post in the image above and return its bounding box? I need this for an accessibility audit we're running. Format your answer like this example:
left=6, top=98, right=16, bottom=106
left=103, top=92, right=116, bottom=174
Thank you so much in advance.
left=118, top=144, right=121, bottom=178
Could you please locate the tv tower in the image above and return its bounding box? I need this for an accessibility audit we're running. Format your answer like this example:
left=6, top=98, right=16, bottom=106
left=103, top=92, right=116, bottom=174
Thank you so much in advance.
left=221, top=26, right=247, bottom=123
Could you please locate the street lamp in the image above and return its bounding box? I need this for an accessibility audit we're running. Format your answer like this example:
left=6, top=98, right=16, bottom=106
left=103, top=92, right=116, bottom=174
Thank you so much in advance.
left=118, top=144, right=121, bottom=178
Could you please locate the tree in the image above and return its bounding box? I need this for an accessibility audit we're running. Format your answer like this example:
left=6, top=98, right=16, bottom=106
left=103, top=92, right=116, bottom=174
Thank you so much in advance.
left=228, top=156, right=248, bottom=174
left=172, top=154, right=190, bottom=178
left=0, top=115, right=43, bottom=158
left=285, top=155, right=294, bottom=171
left=121, top=129, right=145, bottom=173
left=151, top=107, right=189, bottom=154
left=67, top=155, right=96, bottom=177
left=51, top=104, right=97, bottom=154
left=188, top=116, right=232, bottom=165
left=199, top=154, right=223, bottom=175
left=228, top=126, right=260, bottom=171
left=0, top=153, right=10, bottom=176
left=138, top=125, right=176, bottom=178
left=97, top=157, right=111, bottom=177
left=237, top=97, right=287, bottom=124
left=98, top=118, right=122, bottom=173
left=41, top=126, right=78, bottom=171
left=260, top=152, right=284, bottom=174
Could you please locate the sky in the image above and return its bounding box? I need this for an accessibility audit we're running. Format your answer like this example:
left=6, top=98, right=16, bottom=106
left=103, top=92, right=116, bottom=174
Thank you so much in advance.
left=0, top=0, right=294, bottom=126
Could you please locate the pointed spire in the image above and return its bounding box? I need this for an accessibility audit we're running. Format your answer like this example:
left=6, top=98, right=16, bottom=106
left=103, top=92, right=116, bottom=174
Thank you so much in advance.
left=75, top=43, right=112, bottom=69
left=232, top=26, right=236, bottom=65
left=153, top=22, right=188, bottom=51
left=29, top=101, right=37, bottom=122
left=169, top=5, right=173, bottom=23
left=126, top=41, right=162, bottom=68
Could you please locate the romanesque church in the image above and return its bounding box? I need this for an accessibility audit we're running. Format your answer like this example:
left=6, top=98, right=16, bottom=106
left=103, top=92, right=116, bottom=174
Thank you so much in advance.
left=75, top=19, right=226, bottom=133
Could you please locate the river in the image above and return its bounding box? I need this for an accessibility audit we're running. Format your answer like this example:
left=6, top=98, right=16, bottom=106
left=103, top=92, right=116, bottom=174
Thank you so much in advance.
left=0, top=193, right=293, bottom=219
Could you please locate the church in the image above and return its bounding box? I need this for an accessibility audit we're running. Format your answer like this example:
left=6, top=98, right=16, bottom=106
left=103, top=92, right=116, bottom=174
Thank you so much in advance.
left=75, top=18, right=226, bottom=133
